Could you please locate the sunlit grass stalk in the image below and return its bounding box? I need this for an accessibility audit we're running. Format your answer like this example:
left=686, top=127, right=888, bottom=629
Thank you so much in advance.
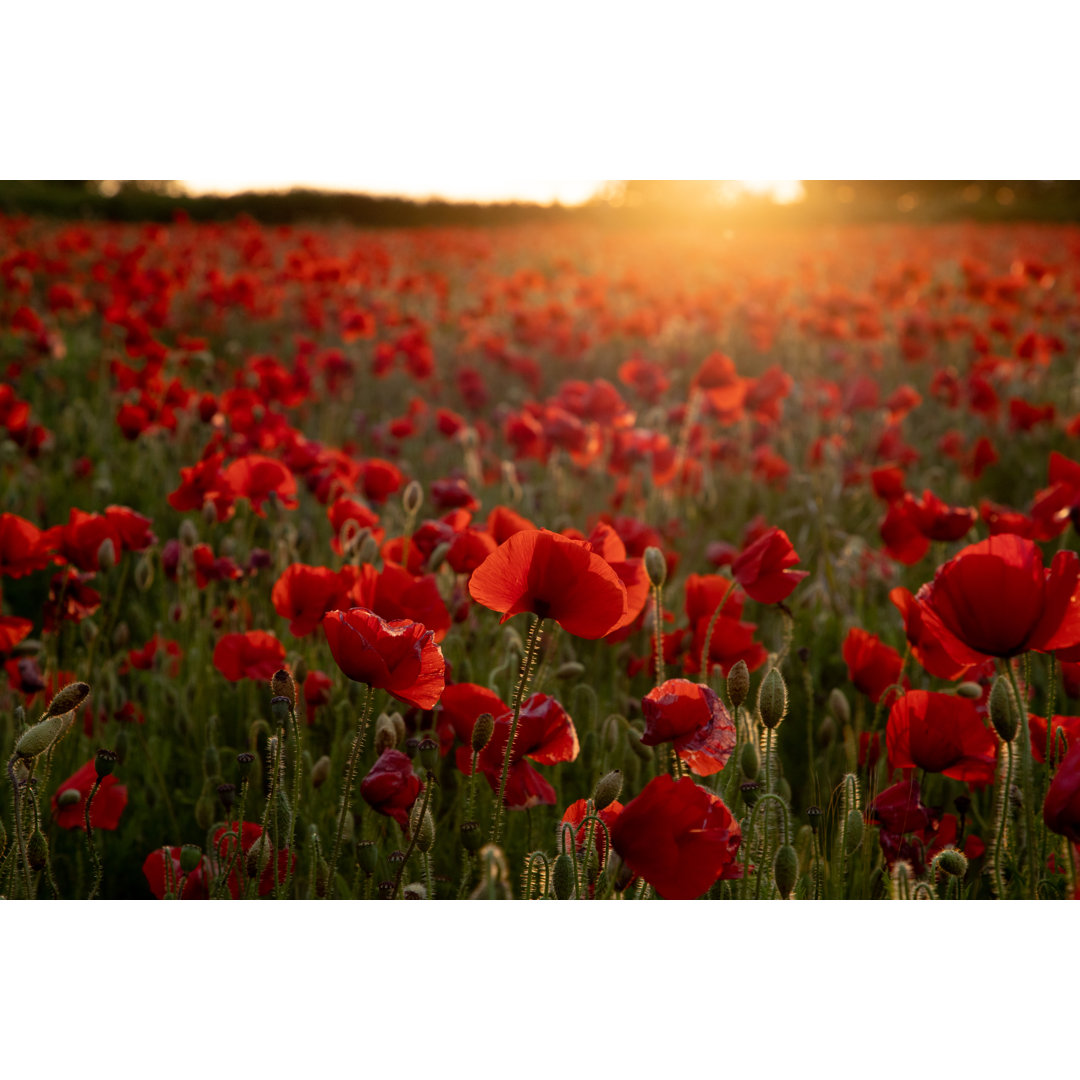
left=327, top=686, right=374, bottom=899
left=490, top=615, right=545, bottom=846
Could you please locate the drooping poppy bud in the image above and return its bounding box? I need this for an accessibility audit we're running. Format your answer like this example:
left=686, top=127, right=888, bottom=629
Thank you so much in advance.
left=758, top=668, right=787, bottom=730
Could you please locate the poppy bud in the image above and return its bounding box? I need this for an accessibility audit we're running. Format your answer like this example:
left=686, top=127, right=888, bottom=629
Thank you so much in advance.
left=293, top=656, right=309, bottom=686
left=758, top=668, right=787, bottom=730
left=112, top=621, right=130, bottom=648
left=556, top=661, right=586, bottom=680
left=271, top=669, right=296, bottom=705
left=195, top=790, right=215, bottom=830
left=390, top=712, right=407, bottom=743
left=989, top=676, right=1017, bottom=742
left=311, top=755, right=331, bottom=789
left=46, top=681, right=91, bottom=718
left=601, top=714, right=622, bottom=754
left=773, top=843, right=798, bottom=899
left=246, top=834, right=272, bottom=878
left=955, top=681, right=983, bottom=699
left=180, top=844, right=202, bottom=874
left=727, top=660, right=750, bottom=711
left=593, top=769, right=623, bottom=811
left=418, top=737, right=439, bottom=772
left=415, top=810, right=435, bottom=853
left=935, top=847, right=968, bottom=878
left=134, top=552, right=154, bottom=591
left=740, top=741, right=760, bottom=780
left=178, top=518, right=199, bottom=546
left=94, top=748, right=118, bottom=779
left=816, top=714, right=836, bottom=748
left=217, top=782, right=236, bottom=810
left=461, top=821, right=485, bottom=852
left=15, top=715, right=67, bottom=760
left=844, top=809, right=864, bottom=854
left=97, top=537, right=117, bottom=572
left=374, top=714, right=399, bottom=754
left=807, top=805, right=822, bottom=832
left=741, top=781, right=760, bottom=808
left=57, top=788, right=80, bottom=808
left=552, top=853, right=576, bottom=899
left=778, top=777, right=792, bottom=805
left=827, top=687, right=850, bottom=727
left=403, top=883, right=426, bottom=900
left=236, top=751, right=255, bottom=774
left=27, top=830, right=48, bottom=872
left=891, top=860, right=914, bottom=900
left=402, top=479, right=424, bottom=516
left=471, top=712, right=495, bottom=753
left=644, top=546, right=667, bottom=588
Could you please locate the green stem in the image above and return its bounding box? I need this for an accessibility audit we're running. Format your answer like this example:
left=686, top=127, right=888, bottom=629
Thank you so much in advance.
left=1004, top=660, right=1038, bottom=899
left=392, top=770, right=434, bottom=897
left=327, top=687, right=374, bottom=899
left=993, top=740, right=1015, bottom=899
left=85, top=776, right=103, bottom=900
left=652, top=583, right=665, bottom=687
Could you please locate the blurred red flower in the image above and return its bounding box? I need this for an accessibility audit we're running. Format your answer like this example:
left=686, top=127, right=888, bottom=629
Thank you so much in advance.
left=222, top=455, right=298, bottom=516
left=322, top=607, right=444, bottom=709
left=640, top=679, right=736, bottom=776
left=842, top=627, right=906, bottom=704
left=51, top=759, right=128, bottom=830
left=303, top=669, right=334, bottom=724
left=213, top=631, right=286, bottom=682
left=1044, top=740, right=1080, bottom=843
left=360, top=748, right=422, bottom=828
left=610, top=774, right=741, bottom=899
left=732, top=527, right=807, bottom=604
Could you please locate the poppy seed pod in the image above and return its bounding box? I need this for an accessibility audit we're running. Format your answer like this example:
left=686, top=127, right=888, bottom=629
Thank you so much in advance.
left=740, top=781, right=760, bottom=808
left=644, top=546, right=667, bottom=589
left=217, top=782, right=236, bottom=810
left=357, top=840, right=379, bottom=874
left=180, top=844, right=202, bottom=874
left=935, top=847, right=968, bottom=878
left=773, top=843, right=798, bottom=899
left=807, top=805, right=822, bottom=832
left=271, top=669, right=296, bottom=705
left=15, top=714, right=67, bottom=760
left=758, top=668, right=788, bottom=730
left=236, top=751, right=255, bottom=774
left=552, top=853, right=576, bottom=899
left=45, top=681, right=91, bottom=719
left=418, top=737, right=439, bottom=772
left=94, top=748, right=118, bottom=779
left=727, top=660, right=750, bottom=711
left=404, top=737, right=420, bottom=759
left=270, top=696, right=292, bottom=727
left=593, top=769, right=624, bottom=811
left=471, top=712, right=495, bottom=753
left=989, top=676, right=1018, bottom=742
left=461, top=820, right=484, bottom=852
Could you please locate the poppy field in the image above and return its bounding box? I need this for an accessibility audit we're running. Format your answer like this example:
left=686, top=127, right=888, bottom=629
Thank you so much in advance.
left=4, top=212, right=1080, bottom=901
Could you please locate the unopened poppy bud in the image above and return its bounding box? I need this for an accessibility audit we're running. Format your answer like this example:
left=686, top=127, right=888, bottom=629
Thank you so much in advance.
left=27, top=830, right=48, bottom=872
left=270, top=696, right=291, bottom=727
left=292, top=656, right=308, bottom=686
left=46, top=681, right=91, bottom=718
left=593, top=769, right=623, bottom=811
left=989, top=676, right=1017, bottom=742
left=461, top=821, right=484, bottom=852
left=390, top=712, right=407, bottom=743
left=552, top=854, right=576, bottom=899
left=271, top=669, right=296, bottom=705
left=311, top=755, right=331, bottom=789
left=955, top=681, right=983, bottom=699
left=418, top=737, right=439, bottom=772
left=727, top=660, right=750, bottom=711
left=57, top=788, right=81, bottom=808
left=403, top=883, right=426, bottom=900
left=740, top=741, right=760, bottom=780
left=758, top=668, right=788, bottom=730
left=471, top=712, right=495, bottom=753
left=426, top=541, right=452, bottom=573
left=374, top=714, right=398, bottom=754
left=827, top=687, right=850, bottom=726
left=778, top=777, right=792, bottom=804
left=556, top=661, right=586, bottom=680
left=217, top=782, right=236, bottom=810
left=195, top=791, right=215, bottom=830
left=415, top=811, right=435, bottom=853
left=601, top=714, right=622, bottom=753
left=807, top=805, right=822, bottom=832
left=935, top=847, right=968, bottom=878
left=180, top=844, right=202, bottom=873
left=844, top=809, right=864, bottom=854
left=236, top=751, right=255, bottom=774
left=246, top=834, right=272, bottom=878
left=94, top=748, right=118, bottom=779
left=357, top=840, right=379, bottom=874
left=15, top=715, right=67, bottom=760
left=402, top=479, right=424, bottom=516
left=134, top=553, right=154, bottom=591
left=644, top=546, right=667, bottom=588
left=816, top=714, right=836, bottom=748
left=773, top=843, right=798, bottom=899
left=741, top=781, right=760, bottom=808
left=97, top=537, right=116, bottom=572
left=112, top=621, right=130, bottom=648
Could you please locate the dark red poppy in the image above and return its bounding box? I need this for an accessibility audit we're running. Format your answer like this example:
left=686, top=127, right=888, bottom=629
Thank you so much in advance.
left=436, top=681, right=508, bottom=754
left=468, top=529, right=628, bottom=639
left=640, top=679, right=736, bottom=776
left=609, top=774, right=742, bottom=899
left=0, top=613, right=32, bottom=652
left=125, top=634, right=182, bottom=676
left=360, top=748, right=422, bottom=828
left=1029, top=713, right=1080, bottom=766
left=222, top=455, right=298, bottom=516
left=561, top=797, right=624, bottom=860
left=907, top=535, right=1080, bottom=663
left=104, top=505, right=156, bottom=552
left=43, top=508, right=121, bottom=572
left=272, top=564, right=355, bottom=637
left=213, top=631, right=286, bottom=682
left=322, top=607, right=445, bottom=710
left=303, top=670, right=334, bottom=725
left=43, top=568, right=101, bottom=631
left=842, top=627, right=906, bottom=704
left=1044, top=740, right=1080, bottom=843
left=51, top=759, right=128, bottom=830
left=327, top=496, right=384, bottom=555
left=732, top=527, right=807, bottom=604
left=585, top=522, right=650, bottom=635
left=886, top=690, right=996, bottom=785
left=142, top=846, right=211, bottom=899
left=168, top=452, right=235, bottom=521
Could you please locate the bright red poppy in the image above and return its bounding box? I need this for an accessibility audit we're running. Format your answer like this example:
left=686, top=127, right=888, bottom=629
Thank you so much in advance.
left=360, top=748, right=423, bottom=828
left=609, top=774, right=742, bottom=899
left=640, top=679, right=736, bottom=776
left=222, top=455, right=298, bottom=516
left=213, top=631, right=286, bottom=682
left=272, top=564, right=355, bottom=637
left=561, top=797, right=624, bottom=860
left=51, top=759, right=128, bottom=830
left=322, top=607, right=445, bottom=709
left=468, top=529, right=628, bottom=639
left=842, top=627, right=906, bottom=704
left=886, top=690, right=996, bottom=785
left=142, top=846, right=211, bottom=899
left=732, top=527, right=807, bottom=604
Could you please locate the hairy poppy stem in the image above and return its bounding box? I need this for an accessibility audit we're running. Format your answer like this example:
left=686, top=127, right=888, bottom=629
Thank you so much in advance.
left=698, top=582, right=735, bottom=680
left=84, top=777, right=103, bottom=900
left=392, top=771, right=435, bottom=897
left=992, top=741, right=1015, bottom=899
left=652, top=583, right=665, bottom=687
left=1003, top=661, right=1038, bottom=899
left=7, top=755, right=33, bottom=899
left=327, top=686, right=374, bottom=899
left=490, top=616, right=545, bottom=847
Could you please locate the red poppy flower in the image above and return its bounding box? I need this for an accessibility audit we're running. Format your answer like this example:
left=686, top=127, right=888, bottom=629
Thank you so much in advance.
left=585, top=522, right=650, bottom=635
left=640, top=679, right=736, bottom=776
left=322, top=607, right=445, bottom=709
left=436, top=681, right=508, bottom=754
left=222, top=455, right=298, bottom=516
left=272, top=564, right=355, bottom=637
left=126, top=634, right=182, bottom=676
left=610, top=774, right=742, bottom=899
left=43, top=568, right=101, bottom=631
left=469, top=693, right=580, bottom=809
left=213, top=631, right=286, bottom=682
left=1029, top=713, right=1080, bottom=766
left=51, top=759, right=128, bottom=830
left=908, top=535, right=1080, bottom=663
left=42, top=508, right=122, bottom=572
left=327, top=496, right=384, bottom=555
left=842, top=627, right=906, bottom=704
left=561, top=797, right=624, bottom=860
left=303, top=670, right=334, bottom=725
left=0, top=614, right=32, bottom=652
left=1044, top=740, right=1080, bottom=843
left=168, top=452, right=235, bottom=521
left=104, top=505, right=156, bottom=552
left=468, top=529, right=628, bottom=639
left=732, top=527, right=807, bottom=604
left=886, top=690, right=996, bottom=785
left=360, top=748, right=422, bottom=828
left=142, top=846, right=211, bottom=899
